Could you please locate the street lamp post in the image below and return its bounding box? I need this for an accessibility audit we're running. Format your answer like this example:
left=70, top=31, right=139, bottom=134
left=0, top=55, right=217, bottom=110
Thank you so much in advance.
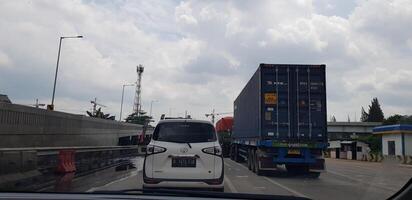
left=119, top=83, right=135, bottom=121
left=49, top=35, right=83, bottom=110
left=149, top=100, right=159, bottom=117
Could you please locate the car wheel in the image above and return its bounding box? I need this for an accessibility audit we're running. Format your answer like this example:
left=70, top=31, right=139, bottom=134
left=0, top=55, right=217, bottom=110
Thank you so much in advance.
left=247, top=149, right=252, bottom=170
left=251, top=149, right=256, bottom=172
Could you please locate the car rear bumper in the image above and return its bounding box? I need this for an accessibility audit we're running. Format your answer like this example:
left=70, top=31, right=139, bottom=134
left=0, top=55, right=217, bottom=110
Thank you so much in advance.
left=143, top=180, right=224, bottom=189
left=143, top=155, right=225, bottom=188
left=143, top=173, right=224, bottom=187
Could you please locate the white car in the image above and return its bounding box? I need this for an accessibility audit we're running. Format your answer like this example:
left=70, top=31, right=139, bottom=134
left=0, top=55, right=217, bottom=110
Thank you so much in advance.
left=143, top=119, right=224, bottom=191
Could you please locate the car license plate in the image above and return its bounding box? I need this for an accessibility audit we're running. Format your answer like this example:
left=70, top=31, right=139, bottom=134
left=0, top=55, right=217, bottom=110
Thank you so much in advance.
left=172, top=157, right=196, bottom=167
left=287, top=149, right=300, bottom=155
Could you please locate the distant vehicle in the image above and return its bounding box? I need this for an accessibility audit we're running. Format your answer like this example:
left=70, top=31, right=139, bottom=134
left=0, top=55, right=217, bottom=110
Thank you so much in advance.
left=231, top=63, right=327, bottom=176
left=215, top=117, right=233, bottom=157
left=143, top=119, right=224, bottom=191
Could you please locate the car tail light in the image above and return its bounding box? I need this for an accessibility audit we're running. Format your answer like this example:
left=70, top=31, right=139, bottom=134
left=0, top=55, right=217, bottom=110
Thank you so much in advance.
left=146, top=145, right=167, bottom=155
left=202, top=146, right=222, bottom=156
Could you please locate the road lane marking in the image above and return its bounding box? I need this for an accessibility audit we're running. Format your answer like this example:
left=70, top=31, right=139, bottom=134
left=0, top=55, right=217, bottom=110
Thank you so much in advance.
left=224, top=161, right=232, bottom=167
left=225, top=158, right=249, bottom=171
left=236, top=175, right=249, bottom=178
left=327, top=169, right=398, bottom=192
left=226, top=159, right=309, bottom=198
left=224, top=175, right=238, bottom=193
left=263, top=177, right=310, bottom=198
left=86, top=171, right=139, bottom=192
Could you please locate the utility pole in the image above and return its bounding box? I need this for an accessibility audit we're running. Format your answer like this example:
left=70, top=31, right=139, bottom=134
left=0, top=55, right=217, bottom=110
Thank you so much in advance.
left=32, top=99, right=45, bottom=108
left=49, top=35, right=83, bottom=110
left=149, top=100, right=158, bottom=117
left=205, top=109, right=233, bottom=124
left=133, top=65, right=144, bottom=117
left=90, top=97, right=106, bottom=115
left=119, top=83, right=135, bottom=121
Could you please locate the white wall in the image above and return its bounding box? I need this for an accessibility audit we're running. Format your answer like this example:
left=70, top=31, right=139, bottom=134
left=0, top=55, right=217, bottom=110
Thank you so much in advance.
left=330, top=149, right=336, bottom=158
left=405, top=134, right=412, bottom=156
left=382, top=133, right=403, bottom=156
left=356, top=142, right=369, bottom=160
left=347, top=151, right=352, bottom=160
left=340, top=151, right=347, bottom=159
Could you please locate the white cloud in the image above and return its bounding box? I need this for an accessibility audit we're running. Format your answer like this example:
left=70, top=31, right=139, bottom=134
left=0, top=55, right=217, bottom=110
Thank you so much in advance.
left=175, top=1, right=198, bottom=25
left=0, top=51, right=12, bottom=68
left=1, top=0, right=412, bottom=123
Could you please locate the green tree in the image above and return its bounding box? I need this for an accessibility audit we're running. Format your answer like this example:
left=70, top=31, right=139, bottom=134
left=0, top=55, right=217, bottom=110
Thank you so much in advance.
left=383, top=114, right=412, bottom=125
left=358, top=135, right=382, bottom=153
left=86, top=107, right=115, bottom=120
left=401, top=115, right=412, bottom=124
left=367, top=97, right=384, bottom=122
left=125, top=110, right=152, bottom=125
left=383, top=114, right=403, bottom=125
left=360, top=107, right=369, bottom=122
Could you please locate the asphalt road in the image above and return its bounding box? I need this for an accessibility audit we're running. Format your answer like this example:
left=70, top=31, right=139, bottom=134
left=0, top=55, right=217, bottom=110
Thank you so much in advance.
left=55, top=157, right=412, bottom=200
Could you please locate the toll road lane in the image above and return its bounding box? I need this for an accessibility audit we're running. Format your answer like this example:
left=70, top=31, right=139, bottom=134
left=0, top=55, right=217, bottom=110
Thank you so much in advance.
left=63, top=157, right=411, bottom=200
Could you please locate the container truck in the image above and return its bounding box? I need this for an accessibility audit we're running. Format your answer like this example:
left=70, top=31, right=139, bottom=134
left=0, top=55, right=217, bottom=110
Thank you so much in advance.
left=230, top=63, right=327, bottom=176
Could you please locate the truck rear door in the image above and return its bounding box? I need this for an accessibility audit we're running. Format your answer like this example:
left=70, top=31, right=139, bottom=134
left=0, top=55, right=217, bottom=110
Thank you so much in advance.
left=260, top=64, right=326, bottom=143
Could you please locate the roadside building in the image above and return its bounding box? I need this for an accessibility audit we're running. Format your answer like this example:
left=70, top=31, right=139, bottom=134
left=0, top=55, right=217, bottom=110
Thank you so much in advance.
left=329, top=140, right=370, bottom=160
left=327, top=122, right=381, bottom=160
left=328, top=122, right=382, bottom=140
left=373, top=124, right=412, bottom=157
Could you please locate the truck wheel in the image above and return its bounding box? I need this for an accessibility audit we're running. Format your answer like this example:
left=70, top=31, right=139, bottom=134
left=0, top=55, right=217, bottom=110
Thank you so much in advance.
left=247, top=149, right=252, bottom=170
left=234, top=145, right=241, bottom=162
left=229, top=145, right=234, bottom=160
left=253, top=149, right=263, bottom=176
left=310, top=172, right=321, bottom=178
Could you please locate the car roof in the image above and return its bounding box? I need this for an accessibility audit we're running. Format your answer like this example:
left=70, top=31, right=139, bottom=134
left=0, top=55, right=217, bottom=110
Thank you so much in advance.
left=157, top=119, right=213, bottom=125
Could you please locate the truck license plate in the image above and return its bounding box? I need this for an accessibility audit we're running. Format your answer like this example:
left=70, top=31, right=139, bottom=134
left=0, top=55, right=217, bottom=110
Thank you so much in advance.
left=287, top=149, right=300, bottom=155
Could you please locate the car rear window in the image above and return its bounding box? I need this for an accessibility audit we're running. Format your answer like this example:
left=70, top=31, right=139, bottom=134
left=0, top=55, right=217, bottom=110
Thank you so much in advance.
left=153, top=122, right=216, bottom=143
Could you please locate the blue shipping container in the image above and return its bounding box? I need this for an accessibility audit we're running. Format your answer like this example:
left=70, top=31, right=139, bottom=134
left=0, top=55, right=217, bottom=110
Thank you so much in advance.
left=233, top=63, right=327, bottom=145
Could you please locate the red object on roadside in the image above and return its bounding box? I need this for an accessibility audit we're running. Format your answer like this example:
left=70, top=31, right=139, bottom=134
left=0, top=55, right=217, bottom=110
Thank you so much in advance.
left=56, top=150, right=76, bottom=173
left=215, top=117, right=233, bottom=132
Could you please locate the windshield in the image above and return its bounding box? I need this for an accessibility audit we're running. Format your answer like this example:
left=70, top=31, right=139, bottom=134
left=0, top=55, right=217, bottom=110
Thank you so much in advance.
left=153, top=122, right=216, bottom=143
left=1, top=0, right=412, bottom=200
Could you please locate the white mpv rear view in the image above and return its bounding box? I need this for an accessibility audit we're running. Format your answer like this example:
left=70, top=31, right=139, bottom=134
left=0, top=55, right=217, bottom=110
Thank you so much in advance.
left=143, top=119, right=224, bottom=191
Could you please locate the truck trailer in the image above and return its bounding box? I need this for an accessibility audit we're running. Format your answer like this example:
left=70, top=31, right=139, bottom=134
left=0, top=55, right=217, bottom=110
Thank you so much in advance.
left=216, top=116, right=233, bottom=157
left=230, top=63, right=327, bottom=176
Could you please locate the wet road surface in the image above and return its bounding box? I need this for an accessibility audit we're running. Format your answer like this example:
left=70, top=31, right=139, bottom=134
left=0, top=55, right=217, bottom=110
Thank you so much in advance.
left=47, top=157, right=412, bottom=200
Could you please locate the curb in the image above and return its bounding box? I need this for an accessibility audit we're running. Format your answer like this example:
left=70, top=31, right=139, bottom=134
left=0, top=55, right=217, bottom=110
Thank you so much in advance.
left=399, top=164, right=412, bottom=168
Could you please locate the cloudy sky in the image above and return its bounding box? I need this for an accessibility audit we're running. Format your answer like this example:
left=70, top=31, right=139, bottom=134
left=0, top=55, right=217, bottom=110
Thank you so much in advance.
left=1, top=0, right=411, bottom=123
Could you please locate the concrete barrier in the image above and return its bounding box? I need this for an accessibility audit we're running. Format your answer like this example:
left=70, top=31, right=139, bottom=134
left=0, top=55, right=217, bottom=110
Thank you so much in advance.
left=0, top=103, right=147, bottom=148
left=0, top=151, right=22, bottom=174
